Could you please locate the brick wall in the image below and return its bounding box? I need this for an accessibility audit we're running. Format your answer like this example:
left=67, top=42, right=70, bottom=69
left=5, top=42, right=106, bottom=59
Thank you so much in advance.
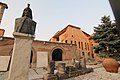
left=32, top=40, right=77, bottom=63
left=0, top=38, right=78, bottom=67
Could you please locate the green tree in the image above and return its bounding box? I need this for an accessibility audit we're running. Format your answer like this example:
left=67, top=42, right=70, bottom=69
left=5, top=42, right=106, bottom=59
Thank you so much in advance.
left=91, top=16, right=120, bottom=61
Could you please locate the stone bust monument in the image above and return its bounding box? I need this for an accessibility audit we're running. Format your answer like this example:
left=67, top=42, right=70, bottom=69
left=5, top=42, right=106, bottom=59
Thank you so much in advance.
left=14, top=4, right=36, bottom=35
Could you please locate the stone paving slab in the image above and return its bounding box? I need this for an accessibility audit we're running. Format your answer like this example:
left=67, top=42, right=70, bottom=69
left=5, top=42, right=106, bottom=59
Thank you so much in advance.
left=36, top=52, right=48, bottom=68
left=0, top=71, right=8, bottom=80
left=0, top=56, right=10, bottom=71
left=29, top=68, right=47, bottom=80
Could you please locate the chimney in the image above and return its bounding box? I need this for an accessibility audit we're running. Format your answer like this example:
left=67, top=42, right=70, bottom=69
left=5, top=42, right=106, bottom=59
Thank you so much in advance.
left=0, top=29, right=5, bottom=40
left=0, top=2, right=8, bottom=39
left=0, top=2, right=8, bottom=24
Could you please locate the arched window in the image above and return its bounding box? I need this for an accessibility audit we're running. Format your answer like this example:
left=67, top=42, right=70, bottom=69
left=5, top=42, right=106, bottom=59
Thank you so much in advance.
left=87, top=43, right=89, bottom=50
left=74, top=41, right=76, bottom=45
left=81, top=42, right=83, bottom=50
left=78, top=42, right=80, bottom=48
left=65, top=40, right=67, bottom=43
left=85, top=42, right=87, bottom=50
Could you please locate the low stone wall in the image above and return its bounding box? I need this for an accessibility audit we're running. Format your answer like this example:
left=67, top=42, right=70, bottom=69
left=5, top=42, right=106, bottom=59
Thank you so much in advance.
left=43, top=62, right=93, bottom=80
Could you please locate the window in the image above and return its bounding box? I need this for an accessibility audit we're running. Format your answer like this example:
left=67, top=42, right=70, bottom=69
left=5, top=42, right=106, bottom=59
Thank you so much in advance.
left=92, top=44, right=93, bottom=46
left=85, top=42, right=87, bottom=50
left=82, top=52, right=85, bottom=57
left=74, top=41, right=76, bottom=45
left=65, top=40, right=67, bottom=43
left=81, top=42, right=83, bottom=50
left=92, top=54, right=94, bottom=58
left=78, top=42, right=80, bottom=48
left=71, top=41, right=73, bottom=44
left=87, top=43, right=89, bottom=50
left=56, top=37, right=59, bottom=41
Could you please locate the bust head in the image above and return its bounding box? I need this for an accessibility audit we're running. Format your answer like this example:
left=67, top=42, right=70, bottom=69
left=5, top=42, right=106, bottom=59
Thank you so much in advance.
left=22, top=4, right=33, bottom=19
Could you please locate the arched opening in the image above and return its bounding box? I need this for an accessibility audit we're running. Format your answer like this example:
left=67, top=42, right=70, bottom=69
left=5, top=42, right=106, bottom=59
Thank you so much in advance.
left=30, top=47, right=37, bottom=68
left=52, top=48, right=62, bottom=61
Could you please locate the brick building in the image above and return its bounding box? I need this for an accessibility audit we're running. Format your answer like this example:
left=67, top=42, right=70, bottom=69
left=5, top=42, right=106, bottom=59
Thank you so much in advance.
left=0, top=24, right=99, bottom=67
left=50, top=25, right=95, bottom=60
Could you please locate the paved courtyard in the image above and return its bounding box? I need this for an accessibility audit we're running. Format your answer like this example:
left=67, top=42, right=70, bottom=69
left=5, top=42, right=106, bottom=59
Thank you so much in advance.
left=67, top=64, right=120, bottom=80
left=0, top=63, right=120, bottom=80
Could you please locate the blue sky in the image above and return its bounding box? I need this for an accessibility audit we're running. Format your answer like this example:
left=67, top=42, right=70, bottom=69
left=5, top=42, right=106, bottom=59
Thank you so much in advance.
left=1, top=0, right=114, bottom=40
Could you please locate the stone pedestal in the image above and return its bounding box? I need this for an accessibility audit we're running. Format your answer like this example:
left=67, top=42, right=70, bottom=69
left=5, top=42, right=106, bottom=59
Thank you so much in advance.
left=81, top=58, right=86, bottom=69
left=75, top=61, right=82, bottom=70
left=48, top=61, right=55, bottom=74
left=57, top=63, right=66, bottom=74
left=8, top=32, right=34, bottom=80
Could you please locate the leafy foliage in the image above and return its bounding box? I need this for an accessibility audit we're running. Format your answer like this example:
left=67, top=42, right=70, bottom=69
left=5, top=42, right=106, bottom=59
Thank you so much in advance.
left=91, top=16, right=120, bottom=60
